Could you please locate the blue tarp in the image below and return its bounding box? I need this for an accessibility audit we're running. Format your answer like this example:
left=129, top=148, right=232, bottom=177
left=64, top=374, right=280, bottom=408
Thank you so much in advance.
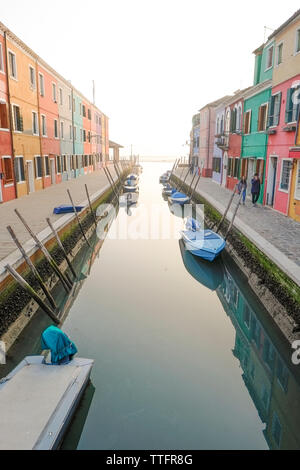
left=53, top=204, right=84, bottom=214
left=41, top=326, right=78, bottom=365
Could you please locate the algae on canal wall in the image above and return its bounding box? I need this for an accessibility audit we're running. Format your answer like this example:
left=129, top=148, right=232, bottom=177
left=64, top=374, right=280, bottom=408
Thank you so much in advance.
left=171, top=175, right=300, bottom=343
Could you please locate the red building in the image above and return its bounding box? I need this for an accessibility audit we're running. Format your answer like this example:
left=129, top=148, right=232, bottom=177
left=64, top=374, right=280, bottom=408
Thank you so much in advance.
left=0, top=32, right=16, bottom=202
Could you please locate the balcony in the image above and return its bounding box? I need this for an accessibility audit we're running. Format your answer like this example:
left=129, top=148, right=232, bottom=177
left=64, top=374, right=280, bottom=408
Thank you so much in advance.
left=216, top=134, right=229, bottom=150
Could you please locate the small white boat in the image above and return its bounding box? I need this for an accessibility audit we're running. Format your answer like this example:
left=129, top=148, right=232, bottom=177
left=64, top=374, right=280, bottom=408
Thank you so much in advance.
left=0, top=356, right=94, bottom=450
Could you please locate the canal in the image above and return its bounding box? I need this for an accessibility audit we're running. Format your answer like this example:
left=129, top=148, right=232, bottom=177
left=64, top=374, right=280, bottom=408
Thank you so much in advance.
left=1, top=162, right=300, bottom=450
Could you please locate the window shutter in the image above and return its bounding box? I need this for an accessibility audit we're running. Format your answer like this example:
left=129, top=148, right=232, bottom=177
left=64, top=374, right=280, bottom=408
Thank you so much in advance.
left=267, top=96, right=274, bottom=128
left=274, top=92, right=282, bottom=126
left=20, top=158, right=25, bottom=181
left=14, top=158, right=20, bottom=182
left=285, top=88, right=293, bottom=123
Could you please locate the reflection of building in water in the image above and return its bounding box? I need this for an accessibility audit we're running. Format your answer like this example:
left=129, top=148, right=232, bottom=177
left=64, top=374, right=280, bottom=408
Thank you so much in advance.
left=217, top=265, right=300, bottom=450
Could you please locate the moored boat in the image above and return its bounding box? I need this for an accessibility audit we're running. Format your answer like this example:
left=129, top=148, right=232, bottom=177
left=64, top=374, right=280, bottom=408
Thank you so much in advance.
left=0, top=355, right=94, bottom=450
left=180, top=220, right=226, bottom=262
left=168, top=191, right=190, bottom=205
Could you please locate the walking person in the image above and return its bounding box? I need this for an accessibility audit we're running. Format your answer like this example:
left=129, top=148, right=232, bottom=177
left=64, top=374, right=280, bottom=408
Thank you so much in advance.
left=251, top=173, right=261, bottom=207
left=237, top=176, right=247, bottom=205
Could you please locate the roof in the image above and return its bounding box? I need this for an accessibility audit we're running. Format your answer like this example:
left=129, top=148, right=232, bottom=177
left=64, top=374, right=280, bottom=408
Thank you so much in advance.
left=109, top=140, right=124, bottom=149
left=198, top=95, right=232, bottom=112
left=268, top=8, right=300, bottom=40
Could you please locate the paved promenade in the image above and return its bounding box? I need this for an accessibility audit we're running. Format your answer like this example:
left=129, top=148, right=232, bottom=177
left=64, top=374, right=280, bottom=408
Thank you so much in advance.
left=0, top=165, right=119, bottom=263
left=174, top=169, right=300, bottom=285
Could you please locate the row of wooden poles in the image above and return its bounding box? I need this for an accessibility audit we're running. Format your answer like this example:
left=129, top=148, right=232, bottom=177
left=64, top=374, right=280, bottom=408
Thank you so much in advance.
left=4, top=161, right=132, bottom=325
left=169, top=158, right=245, bottom=240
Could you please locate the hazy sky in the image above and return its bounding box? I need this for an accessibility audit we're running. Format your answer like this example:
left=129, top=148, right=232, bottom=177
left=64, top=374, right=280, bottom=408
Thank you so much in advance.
left=1, top=1, right=300, bottom=158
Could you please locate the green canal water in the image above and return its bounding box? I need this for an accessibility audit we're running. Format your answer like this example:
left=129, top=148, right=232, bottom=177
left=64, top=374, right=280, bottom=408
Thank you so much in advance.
left=1, top=162, right=300, bottom=450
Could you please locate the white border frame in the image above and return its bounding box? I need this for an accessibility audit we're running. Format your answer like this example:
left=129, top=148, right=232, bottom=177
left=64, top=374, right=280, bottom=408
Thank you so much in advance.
left=278, top=158, right=293, bottom=194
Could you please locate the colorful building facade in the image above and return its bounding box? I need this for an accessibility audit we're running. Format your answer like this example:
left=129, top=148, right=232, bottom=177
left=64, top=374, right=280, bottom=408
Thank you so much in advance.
left=0, top=22, right=111, bottom=203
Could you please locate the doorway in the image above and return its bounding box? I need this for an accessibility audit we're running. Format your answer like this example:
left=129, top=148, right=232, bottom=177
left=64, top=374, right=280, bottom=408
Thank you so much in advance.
left=222, top=152, right=228, bottom=186
left=26, top=161, right=35, bottom=194
left=50, top=158, right=56, bottom=185
left=266, top=156, right=277, bottom=206
left=246, top=158, right=255, bottom=191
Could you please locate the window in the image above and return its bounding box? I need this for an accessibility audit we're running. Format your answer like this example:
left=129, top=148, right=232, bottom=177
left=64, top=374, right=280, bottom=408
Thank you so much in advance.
left=56, top=155, right=61, bottom=173
left=62, top=155, right=67, bottom=172
left=272, top=413, right=282, bottom=447
left=54, top=119, right=58, bottom=138
left=263, top=338, right=276, bottom=372
left=82, top=105, right=86, bottom=117
left=277, top=358, right=289, bottom=393
left=296, top=29, right=300, bottom=54
left=244, top=110, right=251, bottom=134
left=84, top=155, right=88, bottom=167
left=280, top=160, right=293, bottom=191
left=52, top=83, right=57, bottom=102
left=80, top=128, right=83, bottom=142
left=59, top=88, right=63, bottom=105
left=236, top=106, right=242, bottom=132
left=73, top=126, right=77, bottom=141
left=227, top=157, right=232, bottom=176
left=83, top=129, right=86, bottom=142
left=12, top=105, right=23, bottom=131
left=34, top=156, right=42, bottom=178
left=32, top=111, right=39, bottom=135
left=0, top=43, right=4, bottom=72
left=295, top=161, right=300, bottom=200
left=2, top=156, right=13, bottom=183
left=44, top=156, right=50, bottom=176
left=276, top=43, right=283, bottom=66
left=88, top=109, right=91, bottom=120
left=69, top=125, right=72, bottom=140
left=69, top=95, right=72, bottom=111
left=14, top=156, right=25, bottom=183
left=258, top=104, right=268, bottom=131
left=39, top=73, right=45, bottom=97
left=0, top=102, right=8, bottom=129
left=285, top=85, right=300, bottom=123
left=29, top=66, right=36, bottom=89
left=230, top=108, right=237, bottom=132
left=212, top=157, right=221, bottom=173
left=233, top=158, right=240, bottom=178
left=41, top=115, right=47, bottom=136
left=60, top=121, right=64, bottom=139
left=8, top=51, right=17, bottom=79
left=266, top=46, right=274, bottom=69
left=88, top=131, right=91, bottom=143
left=268, top=93, right=281, bottom=127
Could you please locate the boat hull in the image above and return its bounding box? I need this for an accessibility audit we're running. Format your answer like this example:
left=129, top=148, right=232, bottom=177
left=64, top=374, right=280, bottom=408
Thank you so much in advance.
left=181, top=230, right=226, bottom=262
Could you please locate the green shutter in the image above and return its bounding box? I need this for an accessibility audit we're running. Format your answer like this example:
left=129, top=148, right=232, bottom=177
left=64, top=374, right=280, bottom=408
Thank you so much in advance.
left=285, top=88, right=293, bottom=123
left=267, top=96, right=274, bottom=127
left=274, top=92, right=282, bottom=126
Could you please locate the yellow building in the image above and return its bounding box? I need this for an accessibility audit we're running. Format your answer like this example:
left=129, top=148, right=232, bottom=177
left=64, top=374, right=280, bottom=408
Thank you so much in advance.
left=289, top=117, right=300, bottom=222
left=5, top=29, right=42, bottom=197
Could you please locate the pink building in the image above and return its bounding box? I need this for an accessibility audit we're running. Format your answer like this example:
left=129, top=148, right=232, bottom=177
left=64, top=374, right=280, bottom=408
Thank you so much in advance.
left=198, top=96, right=231, bottom=177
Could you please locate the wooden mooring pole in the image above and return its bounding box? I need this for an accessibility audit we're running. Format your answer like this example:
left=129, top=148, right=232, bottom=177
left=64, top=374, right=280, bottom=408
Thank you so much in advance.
left=190, top=174, right=201, bottom=201
left=67, top=190, right=91, bottom=248
left=5, top=264, right=60, bottom=324
left=103, top=167, right=118, bottom=199
left=46, top=218, right=77, bottom=279
left=224, top=187, right=245, bottom=240
left=215, top=186, right=238, bottom=234
left=7, top=225, right=57, bottom=310
left=85, top=184, right=98, bottom=229
left=14, top=209, right=73, bottom=293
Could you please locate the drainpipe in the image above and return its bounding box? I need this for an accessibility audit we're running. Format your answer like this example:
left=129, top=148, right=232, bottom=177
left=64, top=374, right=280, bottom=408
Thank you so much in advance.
left=35, top=58, right=45, bottom=189
left=3, top=30, right=18, bottom=199
left=71, top=87, right=75, bottom=155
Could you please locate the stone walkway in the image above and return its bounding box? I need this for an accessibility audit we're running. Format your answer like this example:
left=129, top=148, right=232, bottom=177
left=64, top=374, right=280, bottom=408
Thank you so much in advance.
left=0, top=165, right=119, bottom=263
left=174, top=169, right=300, bottom=284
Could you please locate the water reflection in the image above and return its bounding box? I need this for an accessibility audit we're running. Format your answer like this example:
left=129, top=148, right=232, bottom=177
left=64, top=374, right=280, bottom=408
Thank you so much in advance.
left=180, top=237, right=300, bottom=449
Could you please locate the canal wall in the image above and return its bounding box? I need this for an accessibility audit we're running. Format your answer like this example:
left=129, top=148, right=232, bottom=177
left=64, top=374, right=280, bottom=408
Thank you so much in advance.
left=0, top=165, right=132, bottom=351
left=171, top=174, right=300, bottom=345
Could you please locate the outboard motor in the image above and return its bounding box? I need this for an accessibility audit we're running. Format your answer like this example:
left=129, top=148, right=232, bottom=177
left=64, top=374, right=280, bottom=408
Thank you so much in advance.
left=41, top=326, right=78, bottom=365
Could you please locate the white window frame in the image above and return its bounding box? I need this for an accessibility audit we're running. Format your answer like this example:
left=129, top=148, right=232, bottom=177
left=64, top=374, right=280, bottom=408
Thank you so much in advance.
left=275, top=42, right=283, bottom=67
left=0, top=42, right=4, bottom=73
left=14, top=155, right=25, bottom=184
left=56, top=155, right=62, bottom=174
left=32, top=111, right=39, bottom=136
left=60, top=120, right=64, bottom=140
left=44, top=155, right=50, bottom=177
left=278, top=158, right=293, bottom=194
left=29, top=65, right=36, bottom=90
left=52, top=82, right=57, bottom=103
left=34, top=155, right=43, bottom=179
left=11, top=103, right=22, bottom=133
left=41, top=114, right=47, bottom=137
left=265, top=45, right=274, bottom=71
left=39, top=73, right=45, bottom=97
left=294, top=160, right=300, bottom=201
left=59, top=88, right=63, bottom=106
left=295, top=28, right=300, bottom=55
left=54, top=119, right=59, bottom=139
left=0, top=99, right=9, bottom=130
left=8, top=50, right=17, bottom=80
